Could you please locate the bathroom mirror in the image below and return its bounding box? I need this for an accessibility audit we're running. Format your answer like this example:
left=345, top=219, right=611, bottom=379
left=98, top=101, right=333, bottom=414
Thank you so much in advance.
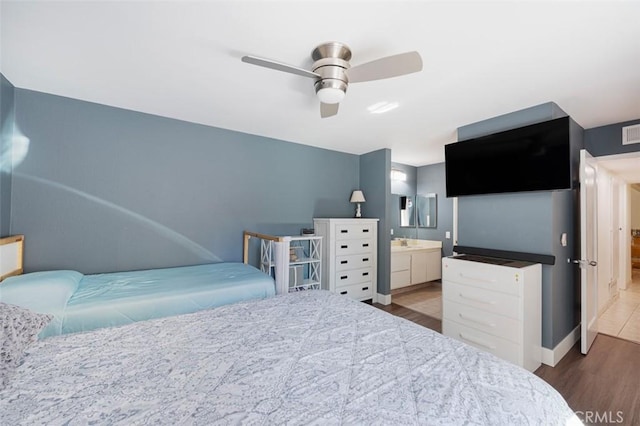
left=398, top=195, right=415, bottom=227
left=416, top=193, right=437, bottom=228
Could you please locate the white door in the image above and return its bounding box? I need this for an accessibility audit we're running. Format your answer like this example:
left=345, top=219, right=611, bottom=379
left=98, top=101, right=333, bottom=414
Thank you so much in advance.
left=580, top=149, right=599, bottom=354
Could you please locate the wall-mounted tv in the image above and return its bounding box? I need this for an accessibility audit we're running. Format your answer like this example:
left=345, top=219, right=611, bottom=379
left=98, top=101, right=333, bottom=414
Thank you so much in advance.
left=445, top=116, right=571, bottom=197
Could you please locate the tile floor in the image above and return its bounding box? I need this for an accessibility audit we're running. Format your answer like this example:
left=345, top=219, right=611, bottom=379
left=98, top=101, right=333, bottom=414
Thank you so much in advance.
left=598, top=269, right=640, bottom=344
left=391, top=282, right=442, bottom=320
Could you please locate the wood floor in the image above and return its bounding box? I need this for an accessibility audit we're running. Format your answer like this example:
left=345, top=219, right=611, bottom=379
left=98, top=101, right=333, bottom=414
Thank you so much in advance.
left=373, top=303, right=640, bottom=426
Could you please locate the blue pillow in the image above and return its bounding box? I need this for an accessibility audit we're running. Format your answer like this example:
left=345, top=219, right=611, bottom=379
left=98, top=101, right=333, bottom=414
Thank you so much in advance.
left=0, top=271, right=84, bottom=338
left=0, top=270, right=83, bottom=315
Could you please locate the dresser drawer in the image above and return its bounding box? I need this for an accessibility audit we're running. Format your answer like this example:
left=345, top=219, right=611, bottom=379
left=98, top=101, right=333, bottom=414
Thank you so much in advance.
left=335, top=282, right=374, bottom=300
left=443, top=320, right=521, bottom=366
left=335, top=223, right=374, bottom=240
left=336, top=267, right=373, bottom=286
left=443, top=300, right=522, bottom=343
left=336, top=239, right=373, bottom=255
left=336, top=253, right=373, bottom=272
left=442, top=258, right=523, bottom=296
left=443, top=281, right=520, bottom=320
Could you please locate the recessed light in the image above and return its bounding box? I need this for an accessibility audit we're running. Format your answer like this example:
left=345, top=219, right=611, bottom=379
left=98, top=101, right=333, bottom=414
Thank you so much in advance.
left=367, top=101, right=399, bottom=114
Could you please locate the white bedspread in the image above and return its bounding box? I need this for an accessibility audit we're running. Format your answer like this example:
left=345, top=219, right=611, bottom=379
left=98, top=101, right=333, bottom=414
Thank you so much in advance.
left=1, top=291, right=578, bottom=425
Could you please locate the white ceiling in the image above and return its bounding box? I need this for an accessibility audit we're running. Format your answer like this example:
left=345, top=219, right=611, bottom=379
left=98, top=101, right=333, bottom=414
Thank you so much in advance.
left=597, top=153, right=640, bottom=184
left=1, top=1, right=639, bottom=167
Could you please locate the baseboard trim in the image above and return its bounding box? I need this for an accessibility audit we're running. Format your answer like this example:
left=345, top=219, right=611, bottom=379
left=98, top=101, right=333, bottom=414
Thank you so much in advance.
left=541, top=325, right=580, bottom=367
left=376, top=293, right=391, bottom=305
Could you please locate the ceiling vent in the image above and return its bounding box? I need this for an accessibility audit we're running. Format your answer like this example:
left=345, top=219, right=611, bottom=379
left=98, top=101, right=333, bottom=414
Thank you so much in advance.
left=622, top=124, right=640, bottom=145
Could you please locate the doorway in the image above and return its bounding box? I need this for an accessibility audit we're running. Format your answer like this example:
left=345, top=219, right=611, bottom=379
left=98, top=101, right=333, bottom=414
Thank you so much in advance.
left=593, top=153, right=640, bottom=344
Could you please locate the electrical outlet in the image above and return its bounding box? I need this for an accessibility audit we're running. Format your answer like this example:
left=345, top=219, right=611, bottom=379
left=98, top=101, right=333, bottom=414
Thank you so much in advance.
left=445, top=231, right=451, bottom=239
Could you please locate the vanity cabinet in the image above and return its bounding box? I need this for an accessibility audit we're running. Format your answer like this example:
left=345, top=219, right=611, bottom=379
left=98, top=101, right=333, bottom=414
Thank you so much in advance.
left=391, top=253, right=411, bottom=289
left=391, top=248, right=441, bottom=290
left=442, top=256, right=542, bottom=372
left=313, top=218, right=378, bottom=301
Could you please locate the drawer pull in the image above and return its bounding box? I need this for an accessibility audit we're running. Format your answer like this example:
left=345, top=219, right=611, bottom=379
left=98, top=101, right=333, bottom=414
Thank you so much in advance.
left=340, top=245, right=348, bottom=249
left=362, top=258, right=369, bottom=262
left=362, top=272, right=369, bottom=276
left=340, top=229, right=348, bottom=234
left=340, top=291, right=348, bottom=295
left=340, top=275, right=348, bottom=280
left=362, top=229, right=369, bottom=233
left=459, top=333, right=496, bottom=350
left=459, top=273, right=497, bottom=284
left=459, top=293, right=497, bottom=305
left=362, top=286, right=369, bottom=291
left=340, top=260, right=348, bottom=264
left=363, top=243, right=369, bottom=247
left=458, top=313, right=496, bottom=328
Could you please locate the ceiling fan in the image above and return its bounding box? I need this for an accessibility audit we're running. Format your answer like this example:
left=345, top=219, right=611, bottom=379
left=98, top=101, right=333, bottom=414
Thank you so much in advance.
left=241, top=41, right=423, bottom=118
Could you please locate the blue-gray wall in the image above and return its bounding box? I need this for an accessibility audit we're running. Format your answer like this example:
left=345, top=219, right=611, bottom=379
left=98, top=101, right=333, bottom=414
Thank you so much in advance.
left=390, top=162, right=417, bottom=196
left=416, top=162, right=454, bottom=257
left=0, top=74, right=15, bottom=236
left=455, top=102, right=582, bottom=349
left=390, top=161, right=455, bottom=257
left=390, top=162, right=417, bottom=239
left=10, top=88, right=360, bottom=274
left=585, top=118, right=640, bottom=157
left=360, top=149, right=391, bottom=295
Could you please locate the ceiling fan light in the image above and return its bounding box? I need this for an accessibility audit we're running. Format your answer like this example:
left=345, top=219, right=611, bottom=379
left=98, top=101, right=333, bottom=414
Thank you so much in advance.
left=317, top=87, right=345, bottom=104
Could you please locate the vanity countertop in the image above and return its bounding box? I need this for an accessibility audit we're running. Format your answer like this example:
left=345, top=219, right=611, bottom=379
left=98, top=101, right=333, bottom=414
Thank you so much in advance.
left=391, top=239, right=442, bottom=252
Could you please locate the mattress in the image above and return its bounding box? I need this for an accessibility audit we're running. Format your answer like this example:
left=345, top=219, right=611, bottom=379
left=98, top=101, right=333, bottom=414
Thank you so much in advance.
left=56, top=263, right=275, bottom=336
left=1, top=290, right=578, bottom=425
left=0, top=263, right=275, bottom=338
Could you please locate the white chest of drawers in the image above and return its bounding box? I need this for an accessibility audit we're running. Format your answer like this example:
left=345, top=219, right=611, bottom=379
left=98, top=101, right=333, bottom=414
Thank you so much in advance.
left=442, top=256, right=542, bottom=372
left=313, top=218, right=378, bottom=301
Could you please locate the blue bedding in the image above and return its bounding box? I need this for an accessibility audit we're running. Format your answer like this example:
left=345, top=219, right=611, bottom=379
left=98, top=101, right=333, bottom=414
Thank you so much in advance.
left=0, top=263, right=275, bottom=338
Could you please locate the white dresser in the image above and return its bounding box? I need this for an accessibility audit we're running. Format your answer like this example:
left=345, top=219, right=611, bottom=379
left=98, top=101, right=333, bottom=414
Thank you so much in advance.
left=313, top=218, right=378, bottom=301
left=442, top=255, right=542, bottom=372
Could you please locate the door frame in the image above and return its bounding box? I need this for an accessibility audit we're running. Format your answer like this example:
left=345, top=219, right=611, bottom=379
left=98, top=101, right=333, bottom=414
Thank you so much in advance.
left=595, top=151, right=640, bottom=290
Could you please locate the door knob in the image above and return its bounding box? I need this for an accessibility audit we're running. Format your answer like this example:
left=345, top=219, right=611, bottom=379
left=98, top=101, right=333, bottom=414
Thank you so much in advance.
left=568, top=259, right=597, bottom=267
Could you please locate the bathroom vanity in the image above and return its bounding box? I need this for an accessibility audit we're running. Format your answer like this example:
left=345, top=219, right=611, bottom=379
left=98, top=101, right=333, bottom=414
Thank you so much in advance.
left=391, top=239, right=442, bottom=290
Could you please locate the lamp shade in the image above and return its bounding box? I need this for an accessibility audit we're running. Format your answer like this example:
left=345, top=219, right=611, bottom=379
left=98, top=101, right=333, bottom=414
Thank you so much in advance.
left=350, top=190, right=366, bottom=203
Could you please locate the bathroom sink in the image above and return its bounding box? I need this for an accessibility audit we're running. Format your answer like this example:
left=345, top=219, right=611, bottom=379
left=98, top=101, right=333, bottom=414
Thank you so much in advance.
left=391, top=239, right=442, bottom=252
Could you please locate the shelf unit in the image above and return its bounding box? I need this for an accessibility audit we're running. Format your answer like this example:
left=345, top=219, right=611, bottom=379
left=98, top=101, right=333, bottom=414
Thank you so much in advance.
left=259, top=235, right=323, bottom=294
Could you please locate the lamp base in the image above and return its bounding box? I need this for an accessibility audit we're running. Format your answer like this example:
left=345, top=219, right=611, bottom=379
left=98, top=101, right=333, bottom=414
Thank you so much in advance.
left=355, top=203, right=362, bottom=218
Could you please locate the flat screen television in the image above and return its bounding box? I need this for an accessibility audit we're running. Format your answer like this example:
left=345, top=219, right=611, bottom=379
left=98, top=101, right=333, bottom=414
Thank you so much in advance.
left=445, top=116, right=571, bottom=197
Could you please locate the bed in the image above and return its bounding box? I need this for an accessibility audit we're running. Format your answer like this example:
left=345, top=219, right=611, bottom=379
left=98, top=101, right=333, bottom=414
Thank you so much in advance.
left=0, top=235, right=275, bottom=338
left=1, top=290, right=578, bottom=424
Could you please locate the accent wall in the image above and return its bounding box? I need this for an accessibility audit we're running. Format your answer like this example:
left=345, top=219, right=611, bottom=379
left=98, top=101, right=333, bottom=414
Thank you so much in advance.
left=359, top=149, right=392, bottom=295
left=585, top=119, right=640, bottom=157
left=0, top=74, right=15, bottom=236
left=455, top=102, right=583, bottom=350
left=416, top=162, right=454, bottom=257
left=10, top=87, right=360, bottom=274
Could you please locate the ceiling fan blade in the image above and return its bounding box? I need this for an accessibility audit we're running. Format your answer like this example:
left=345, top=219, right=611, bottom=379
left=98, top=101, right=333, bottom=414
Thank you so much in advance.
left=241, top=55, right=320, bottom=79
left=320, top=102, right=339, bottom=118
left=348, top=51, right=423, bottom=83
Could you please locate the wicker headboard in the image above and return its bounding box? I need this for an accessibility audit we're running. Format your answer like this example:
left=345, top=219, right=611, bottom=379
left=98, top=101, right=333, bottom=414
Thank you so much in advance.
left=0, top=235, right=24, bottom=281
